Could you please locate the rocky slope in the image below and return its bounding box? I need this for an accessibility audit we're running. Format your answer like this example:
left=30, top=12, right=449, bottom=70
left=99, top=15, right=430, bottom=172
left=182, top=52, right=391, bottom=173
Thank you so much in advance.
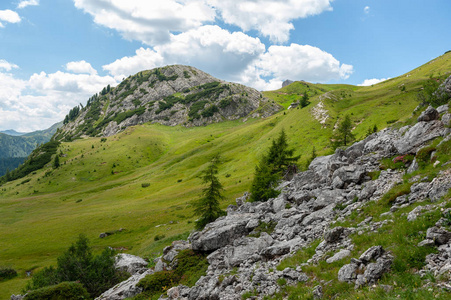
left=89, top=102, right=451, bottom=300
left=56, top=65, right=280, bottom=140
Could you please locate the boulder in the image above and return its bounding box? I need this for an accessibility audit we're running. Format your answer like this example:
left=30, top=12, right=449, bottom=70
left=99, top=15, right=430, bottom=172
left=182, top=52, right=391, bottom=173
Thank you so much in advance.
left=359, top=245, right=384, bottom=264
left=394, top=120, right=446, bottom=154
left=326, top=249, right=351, bottom=264
left=437, top=104, right=449, bottom=114
left=442, top=113, right=451, bottom=127
left=190, top=213, right=256, bottom=252
left=115, top=254, right=148, bottom=275
left=426, top=226, right=451, bottom=245
left=434, top=75, right=451, bottom=101
left=338, top=263, right=358, bottom=282
left=356, top=256, right=393, bottom=287
left=260, top=238, right=303, bottom=259
left=324, top=226, right=345, bottom=244
left=417, top=106, right=439, bottom=122
left=95, top=269, right=153, bottom=300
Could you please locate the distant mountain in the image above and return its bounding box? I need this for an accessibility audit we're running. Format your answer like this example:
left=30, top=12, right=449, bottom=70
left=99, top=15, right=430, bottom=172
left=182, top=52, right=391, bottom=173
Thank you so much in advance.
left=0, top=121, right=62, bottom=176
left=56, top=65, right=281, bottom=140
left=0, top=129, right=29, bottom=136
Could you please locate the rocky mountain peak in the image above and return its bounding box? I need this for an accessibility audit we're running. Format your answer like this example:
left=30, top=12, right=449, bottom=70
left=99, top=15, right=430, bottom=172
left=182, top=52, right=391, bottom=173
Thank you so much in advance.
left=56, top=65, right=280, bottom=140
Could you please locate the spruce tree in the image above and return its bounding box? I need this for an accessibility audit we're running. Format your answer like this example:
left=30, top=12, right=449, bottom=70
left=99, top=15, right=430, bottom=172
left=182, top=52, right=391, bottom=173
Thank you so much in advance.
left=53, top=154, right=60, bottom=169
left=333, top=115, right=355, bottom=148
left=194, top=155, right=225, bottom=230
left=250, top=130, right=299, bottom=202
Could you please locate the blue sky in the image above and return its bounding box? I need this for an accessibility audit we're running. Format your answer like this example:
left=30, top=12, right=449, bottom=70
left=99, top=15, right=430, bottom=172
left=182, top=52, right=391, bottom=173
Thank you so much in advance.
left=0, top=0, right=450, bottom=131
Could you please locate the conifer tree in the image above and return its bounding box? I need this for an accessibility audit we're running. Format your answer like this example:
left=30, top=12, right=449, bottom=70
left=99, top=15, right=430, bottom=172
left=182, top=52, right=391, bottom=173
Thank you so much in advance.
left=194, top=155, right=225, bottom=230
left=53, top=154, right=60, bottom=169
left=333, top=115, right=355, bottom=148
left=250, top=130, right=299, bottom=202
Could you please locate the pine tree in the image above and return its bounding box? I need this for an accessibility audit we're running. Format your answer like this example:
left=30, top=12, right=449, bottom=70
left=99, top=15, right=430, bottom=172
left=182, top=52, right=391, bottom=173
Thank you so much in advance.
left=194, top=155, right=226, bottom=230
left=250, top=130, right=299, bottom=202
left=333, top=115, right=355, bottom=148
left=300, top=93, right=310, bottom=108
left=53, top=155, right=60, bottom=169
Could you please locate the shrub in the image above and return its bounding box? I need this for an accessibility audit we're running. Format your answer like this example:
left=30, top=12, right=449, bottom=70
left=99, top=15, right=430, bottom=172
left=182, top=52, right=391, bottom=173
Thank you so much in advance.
left=248, top=221, right=277, bottom=237
left=26, top=235, right=127, bottom=298
left=416, top=145, right=436, bottom=164
left=24, top=282, right=90, bottom=300
left=0, top=266, right=17, bottom=281
left=137, top=270, right=179, bottom=295
left=142, top=183, right=150, bottom=188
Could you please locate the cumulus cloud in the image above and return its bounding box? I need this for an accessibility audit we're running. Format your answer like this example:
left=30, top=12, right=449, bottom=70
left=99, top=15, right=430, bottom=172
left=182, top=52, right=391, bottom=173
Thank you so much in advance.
left=17, top=0, right=39, bottom=9
left=254, top=44, right=353, bottom=86
left=0, top=59, right=19, bottom=71
left=207, top=0, right=334, bottom=43
left=364, top=6, right=370, bottom=14
left=103, top=25, right=265, bottom=81
left=0, top=64, right=118, bottom=131
left=0, top=9, right=21, bottom=27
left=66, top=60, right=98, bottom=75
left=358, top=78, right=389, bottom=86
left=73, top=0, right=333, bottom=45
left=73, top=0, right=215, bottom=45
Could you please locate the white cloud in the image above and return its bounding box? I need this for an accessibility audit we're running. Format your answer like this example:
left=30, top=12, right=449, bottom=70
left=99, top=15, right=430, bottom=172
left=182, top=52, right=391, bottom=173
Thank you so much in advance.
left=66, top=60, right=98, bottom=75
left=364, top=6, right=370, bottom=14
left=103, top=25, right=266, bottom=82
left=208, top=0, right=334, bottom=43
left=358, top=78, right=389, bottom=86
left=0, top=59, right=19, bottom=71
left=73, top=0, right=215, bottom=45
left=73, top=0, right=334, bottom=45
left=0, top=9, right=21, bottom=27
left=254, top=43, right=353, bottom=87
left=0, top=65, right=118, bottom=132
left=17, top=0, right=39, bottom=9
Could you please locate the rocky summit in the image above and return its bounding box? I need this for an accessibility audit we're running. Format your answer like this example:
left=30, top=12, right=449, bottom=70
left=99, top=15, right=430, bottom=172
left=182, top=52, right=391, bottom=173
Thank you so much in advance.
left=89, top=104, right=451, bottom=299
left=56, top=65, right=280, bottom=140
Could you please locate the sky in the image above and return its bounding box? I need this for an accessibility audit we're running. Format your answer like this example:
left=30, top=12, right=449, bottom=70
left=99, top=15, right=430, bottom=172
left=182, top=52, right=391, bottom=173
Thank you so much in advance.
left=0, top=0, right=450, bottom=132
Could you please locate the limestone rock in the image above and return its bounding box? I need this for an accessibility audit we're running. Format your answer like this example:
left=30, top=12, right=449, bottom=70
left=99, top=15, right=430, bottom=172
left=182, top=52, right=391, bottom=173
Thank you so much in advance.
left=418, top=106, right=439, bottom=122
left=115, top=254, right=148, bottom=275
left=426, top=227, right=451, bottom=245
left=95, top=269, right=153, bottom=300
left=326, top=249, right=351, bottom=263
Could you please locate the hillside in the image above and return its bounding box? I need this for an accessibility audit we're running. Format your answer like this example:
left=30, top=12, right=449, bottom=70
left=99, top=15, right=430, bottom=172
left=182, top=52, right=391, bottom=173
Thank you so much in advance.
left=0, top=122, right=62, bottom=176
left=56, top=65, right=280, bottom=140
left=1, top=52, right=451, bottom=298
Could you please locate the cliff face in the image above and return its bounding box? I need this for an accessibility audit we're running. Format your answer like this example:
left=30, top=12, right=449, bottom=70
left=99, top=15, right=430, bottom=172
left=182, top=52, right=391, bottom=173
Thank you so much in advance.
left=96, top=105, right=451, bottom=300
left=57, top=65, right=280, bottom=140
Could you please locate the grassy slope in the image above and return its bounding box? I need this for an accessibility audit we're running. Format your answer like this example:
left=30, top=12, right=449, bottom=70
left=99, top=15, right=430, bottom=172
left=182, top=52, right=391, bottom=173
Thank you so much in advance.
left=1, top=52, right=450, bottom=298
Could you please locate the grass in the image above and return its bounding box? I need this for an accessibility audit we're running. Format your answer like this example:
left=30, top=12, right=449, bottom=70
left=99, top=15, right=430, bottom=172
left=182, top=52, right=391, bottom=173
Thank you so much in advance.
left=1, top=52, right=451, bottom=298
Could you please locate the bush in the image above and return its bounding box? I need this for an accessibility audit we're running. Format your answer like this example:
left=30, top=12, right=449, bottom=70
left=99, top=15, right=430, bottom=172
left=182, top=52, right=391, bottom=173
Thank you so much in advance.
left=136, top=249, right=208, bottom=298
left=26, top=235, right=127, bottom=298
left=416, top=145, right=436, bottom=164
left=0, top=266, right=17, bottom=281
left=142, top=183, right=150, bottom=188
left=24, top=282, right=90, bottom=300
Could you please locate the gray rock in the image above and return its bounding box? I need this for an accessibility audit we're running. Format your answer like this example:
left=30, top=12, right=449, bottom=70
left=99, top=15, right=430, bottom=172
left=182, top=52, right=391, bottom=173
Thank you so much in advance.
left=261, top=238, right=303, bottom=259
left=418, top=239, right=435, bottom=247
left=190, top=214, right=255, bottom=252
left=332, top=165, right=367, bottom=185
left=360, top=257, right=393, bottom=285
left=434, top=75, right=451, bottom=101
left=407, top=205, right=432, bottom=222
left=338, top=263, right=358, bottom=282
left=395, top=120, right=446, bottom=154
left=95, top=269, right=153, bottom=300
left=406, top=158, right=419, bottom=174
left=10, top=295, right=25, bottom=300
left=324, top=227, right=344, bottom=243
left=359, top=245, right=384, bottom=264
left=426, top=226, right=451, bottom=245
left=326, top=249, right=351, bottom=263
left=115, top=254, right=148, bottom=275
left=437, top=104, right=449, bottom=114
left=282, top=267, right=308, bottom=281
left=442, top=113, right=451, bottom=127
left=302, top=204, right=335, bottom=226
left=418, top=106, right=439, bottom=122
left=312, top=285, right=323, bottom=299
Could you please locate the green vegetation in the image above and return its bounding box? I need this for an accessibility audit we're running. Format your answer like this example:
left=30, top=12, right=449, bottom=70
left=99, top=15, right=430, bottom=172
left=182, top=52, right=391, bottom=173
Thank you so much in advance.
left=24, top=281, right=90, bottom=300
left=0, top=266, right=17, bottom=281
left=250, top=130, right=298, bottom=202
left=25, top=235, right=127, bottom=298
left=193, top=155, right=226, bottom=230
left=135, top=249, right=208, bottom=299
left=0, top=140, right=60, bottom=183
left=332, top=115, right=355, bottom=148
left=248, top=220, right=277, bottom=238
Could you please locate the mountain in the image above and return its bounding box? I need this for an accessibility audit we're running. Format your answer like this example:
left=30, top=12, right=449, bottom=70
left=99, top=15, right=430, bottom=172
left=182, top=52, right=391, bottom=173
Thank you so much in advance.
left=0, top=121, right=62, bottom=176
left=1, top=52, right=451, bottom=298
left=56, top=65, right=280, bottom=140
left=0, top=129, right=28, bottom=136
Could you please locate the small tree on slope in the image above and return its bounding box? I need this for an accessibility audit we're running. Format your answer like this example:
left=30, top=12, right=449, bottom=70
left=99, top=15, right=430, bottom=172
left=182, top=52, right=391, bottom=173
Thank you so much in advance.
left=194, top=155, right=226, bottom=230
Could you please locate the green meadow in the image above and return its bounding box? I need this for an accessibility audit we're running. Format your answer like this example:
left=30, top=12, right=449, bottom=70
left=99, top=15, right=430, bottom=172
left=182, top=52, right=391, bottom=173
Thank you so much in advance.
left=1, top=52, right=450, bottom=298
